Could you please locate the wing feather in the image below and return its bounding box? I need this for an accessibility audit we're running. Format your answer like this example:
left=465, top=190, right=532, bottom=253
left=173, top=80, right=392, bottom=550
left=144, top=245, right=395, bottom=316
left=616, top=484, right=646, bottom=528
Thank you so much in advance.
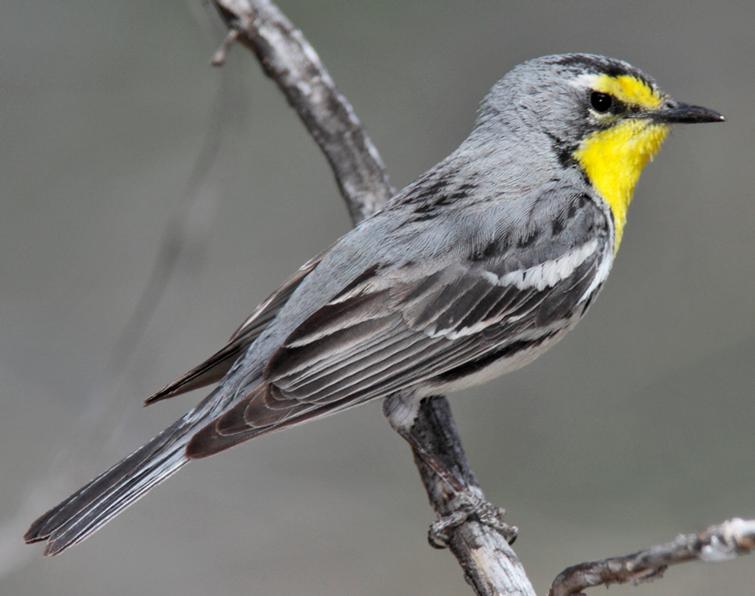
left=145, top=254, right=322, bottom=405
left=187, top=191, right=611, bottom=457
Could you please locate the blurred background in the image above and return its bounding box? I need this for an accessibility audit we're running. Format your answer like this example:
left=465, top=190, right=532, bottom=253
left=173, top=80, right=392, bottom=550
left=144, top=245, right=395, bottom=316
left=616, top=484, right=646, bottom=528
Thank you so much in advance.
left=1, top=1, right=753, bottom=594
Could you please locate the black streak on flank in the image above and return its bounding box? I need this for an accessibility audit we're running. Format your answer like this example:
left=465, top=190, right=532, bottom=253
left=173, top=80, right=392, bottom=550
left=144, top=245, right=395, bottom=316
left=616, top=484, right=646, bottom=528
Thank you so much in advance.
left=553, top=194, right=591, bottom=237
left=405, top=178, right=481, bottom=223
left=332, top=264, right=382, bottom=299
left=470, top=235, right=511, bottom=262
left=407, top=177, right=450, bottom=208
left=435, top=332, right=558, bottom=384
left=551, top=217, right=565, bottom=237
left=516, top=228, right=539, bottom=249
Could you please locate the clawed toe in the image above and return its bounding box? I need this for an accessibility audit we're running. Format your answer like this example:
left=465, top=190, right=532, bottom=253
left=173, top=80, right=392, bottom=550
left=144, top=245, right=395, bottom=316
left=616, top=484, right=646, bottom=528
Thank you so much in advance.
left=428, top=491, right=518, bottom=548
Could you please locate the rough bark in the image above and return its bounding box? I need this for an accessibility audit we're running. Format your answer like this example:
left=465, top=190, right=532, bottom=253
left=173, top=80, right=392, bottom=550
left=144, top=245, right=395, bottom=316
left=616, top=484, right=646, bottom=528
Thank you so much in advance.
left=549, top=518, right=755, bottom=596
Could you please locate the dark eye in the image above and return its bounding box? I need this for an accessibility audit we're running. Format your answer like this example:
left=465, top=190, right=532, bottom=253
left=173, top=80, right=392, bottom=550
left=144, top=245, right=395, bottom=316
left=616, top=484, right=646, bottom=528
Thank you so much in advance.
left=590, top=91, right=613, bottom=113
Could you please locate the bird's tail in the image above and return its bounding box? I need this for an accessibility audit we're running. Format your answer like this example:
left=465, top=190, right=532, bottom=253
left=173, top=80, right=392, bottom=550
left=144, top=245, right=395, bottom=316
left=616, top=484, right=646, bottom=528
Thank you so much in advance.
left=24, top=403, right=211, bottom=556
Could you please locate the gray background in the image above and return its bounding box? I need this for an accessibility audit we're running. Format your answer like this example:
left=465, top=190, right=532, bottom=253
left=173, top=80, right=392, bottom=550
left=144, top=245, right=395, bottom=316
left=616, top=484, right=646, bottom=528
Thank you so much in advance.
left=1, top=1, right=753, bottom=594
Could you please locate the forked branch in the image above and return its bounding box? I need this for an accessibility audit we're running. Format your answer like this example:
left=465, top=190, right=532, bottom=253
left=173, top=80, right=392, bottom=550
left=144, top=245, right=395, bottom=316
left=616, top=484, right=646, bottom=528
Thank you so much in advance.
left=550, top=518, right=755, bottom=596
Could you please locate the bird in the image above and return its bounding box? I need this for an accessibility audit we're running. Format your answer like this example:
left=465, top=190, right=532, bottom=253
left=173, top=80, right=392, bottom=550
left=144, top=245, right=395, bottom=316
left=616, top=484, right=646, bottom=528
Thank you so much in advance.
left=25, top=53, right=724, bottom=556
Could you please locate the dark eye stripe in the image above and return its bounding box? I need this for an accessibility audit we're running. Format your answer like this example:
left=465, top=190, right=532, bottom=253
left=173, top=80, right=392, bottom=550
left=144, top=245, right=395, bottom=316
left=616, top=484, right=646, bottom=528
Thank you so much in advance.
left=589, top=91, right=630, bottom=116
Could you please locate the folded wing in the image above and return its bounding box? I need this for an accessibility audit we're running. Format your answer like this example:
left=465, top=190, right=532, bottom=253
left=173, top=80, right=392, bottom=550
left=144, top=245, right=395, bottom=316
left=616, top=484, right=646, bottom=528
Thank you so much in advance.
left=187, top=191, right=609, bottom=457
left=145, top=253, right=323, bottom=405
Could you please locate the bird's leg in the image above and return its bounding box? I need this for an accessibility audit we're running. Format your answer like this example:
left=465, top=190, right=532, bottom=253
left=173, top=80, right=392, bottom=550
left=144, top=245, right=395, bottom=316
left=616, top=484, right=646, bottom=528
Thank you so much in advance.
left=428, top=488, right=518, bottom=549
left=382, top=392, right=467, bottom=491
left=382, top=394, right=518, bottom=548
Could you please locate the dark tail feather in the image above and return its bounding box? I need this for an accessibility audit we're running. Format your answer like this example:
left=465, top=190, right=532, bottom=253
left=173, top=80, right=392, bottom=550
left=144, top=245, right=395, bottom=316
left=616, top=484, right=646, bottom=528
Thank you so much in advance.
left=145, top=257, right=322, bottom=407
left=144, top=343, right=240, bottom=406
left=25, top=412, right=201, bottom=556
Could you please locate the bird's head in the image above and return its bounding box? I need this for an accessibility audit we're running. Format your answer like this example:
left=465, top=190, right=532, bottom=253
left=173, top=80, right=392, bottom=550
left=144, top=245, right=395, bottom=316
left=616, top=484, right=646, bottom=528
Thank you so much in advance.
left=479, top=53, right=724, bottom=248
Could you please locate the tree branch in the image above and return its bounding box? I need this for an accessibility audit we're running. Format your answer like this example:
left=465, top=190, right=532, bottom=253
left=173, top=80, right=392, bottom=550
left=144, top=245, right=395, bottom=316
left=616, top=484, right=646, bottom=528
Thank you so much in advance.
left=212, top=0, right=394, bottom=222
left=206, top=2, right=752, bottom=595
left=208, top=1, right=531, bottom=593
left=549, top=518, right=755, bottom=596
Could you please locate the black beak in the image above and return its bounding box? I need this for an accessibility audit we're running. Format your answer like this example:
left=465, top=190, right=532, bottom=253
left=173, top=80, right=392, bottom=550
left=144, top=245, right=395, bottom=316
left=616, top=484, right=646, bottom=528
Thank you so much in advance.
left=650, top=102, right=725, bottom=124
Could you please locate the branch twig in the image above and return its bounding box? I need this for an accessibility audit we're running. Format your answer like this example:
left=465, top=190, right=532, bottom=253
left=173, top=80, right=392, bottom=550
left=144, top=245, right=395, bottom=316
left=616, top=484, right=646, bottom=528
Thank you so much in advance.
left=549, top=518, right=755, bottom=596
left=206, top=2, right=753, bottom=595
left=213, top=0, right=394, bottom=222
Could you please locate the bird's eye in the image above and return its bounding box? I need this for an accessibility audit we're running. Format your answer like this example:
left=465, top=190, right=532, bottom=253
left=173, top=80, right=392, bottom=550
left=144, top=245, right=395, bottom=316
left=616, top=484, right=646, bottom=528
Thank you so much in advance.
left=590, top=91, right=613, bottom=113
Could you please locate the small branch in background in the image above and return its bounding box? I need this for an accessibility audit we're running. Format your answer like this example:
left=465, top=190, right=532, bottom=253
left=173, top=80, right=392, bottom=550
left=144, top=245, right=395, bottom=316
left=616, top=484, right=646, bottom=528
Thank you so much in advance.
left=550, top=518, right=755, bottom=596
left=211, top=28, right=240, bottom=66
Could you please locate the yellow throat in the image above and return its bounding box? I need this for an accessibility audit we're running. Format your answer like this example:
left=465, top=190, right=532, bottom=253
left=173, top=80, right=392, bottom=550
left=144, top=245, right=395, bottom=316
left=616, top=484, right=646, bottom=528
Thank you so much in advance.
left=574, top=75, right=669, bottom=250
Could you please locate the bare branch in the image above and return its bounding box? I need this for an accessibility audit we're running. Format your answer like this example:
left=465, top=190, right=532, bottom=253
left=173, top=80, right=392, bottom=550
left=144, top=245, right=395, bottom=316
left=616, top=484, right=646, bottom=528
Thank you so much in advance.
left=549, top=518, right=755, bottom=596
left=406, top=396, right=535, bottom=595
left=213, top=0, right=394, bottom=222
left=209, top=1, right=532, bottom=594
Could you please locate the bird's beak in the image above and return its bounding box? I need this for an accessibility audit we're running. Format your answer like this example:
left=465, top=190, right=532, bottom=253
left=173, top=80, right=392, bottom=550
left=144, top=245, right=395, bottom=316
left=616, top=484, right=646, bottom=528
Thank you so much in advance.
left=650, top=101, right=725, bottom=124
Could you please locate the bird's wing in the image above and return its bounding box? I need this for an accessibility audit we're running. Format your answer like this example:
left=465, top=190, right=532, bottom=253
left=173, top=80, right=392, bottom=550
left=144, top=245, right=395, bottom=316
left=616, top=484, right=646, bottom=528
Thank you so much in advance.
left=145, top=253, right=323, bottom=405
left=186, top=191, right=610, bottom=457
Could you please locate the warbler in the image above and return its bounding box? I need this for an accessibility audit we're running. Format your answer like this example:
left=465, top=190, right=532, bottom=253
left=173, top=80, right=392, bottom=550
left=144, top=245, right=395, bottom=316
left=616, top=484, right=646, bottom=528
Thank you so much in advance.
left=26, top=53, right=723, bottom=555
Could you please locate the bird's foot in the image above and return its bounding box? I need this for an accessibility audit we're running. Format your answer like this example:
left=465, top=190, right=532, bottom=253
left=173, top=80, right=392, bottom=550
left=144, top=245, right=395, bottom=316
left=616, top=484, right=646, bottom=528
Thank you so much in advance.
left=428, top=489, right=518, bottom=549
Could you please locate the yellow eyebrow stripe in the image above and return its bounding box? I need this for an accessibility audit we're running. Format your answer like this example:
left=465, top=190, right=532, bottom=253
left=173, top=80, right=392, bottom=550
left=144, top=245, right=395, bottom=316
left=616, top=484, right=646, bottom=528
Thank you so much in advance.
left=593, top=74, right=663, bottom=109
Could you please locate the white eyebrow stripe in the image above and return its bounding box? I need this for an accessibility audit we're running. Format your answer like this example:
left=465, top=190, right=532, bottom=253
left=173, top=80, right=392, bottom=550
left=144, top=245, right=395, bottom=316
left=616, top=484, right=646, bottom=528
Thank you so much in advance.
left=497, top=239, right=599, bottom=291
left=570, top=73, right=600, bottom=89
